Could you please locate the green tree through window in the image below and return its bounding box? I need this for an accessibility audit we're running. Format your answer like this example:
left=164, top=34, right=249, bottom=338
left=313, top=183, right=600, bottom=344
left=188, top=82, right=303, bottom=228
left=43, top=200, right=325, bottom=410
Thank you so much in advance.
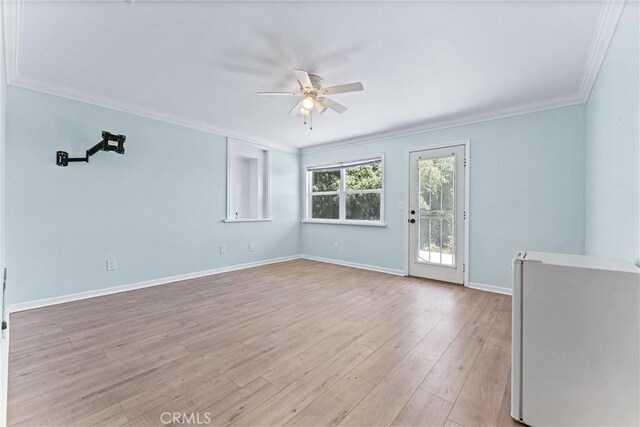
left=419, top=157, right=454, bottom=256
left=308, top=160, right=383, bottom=222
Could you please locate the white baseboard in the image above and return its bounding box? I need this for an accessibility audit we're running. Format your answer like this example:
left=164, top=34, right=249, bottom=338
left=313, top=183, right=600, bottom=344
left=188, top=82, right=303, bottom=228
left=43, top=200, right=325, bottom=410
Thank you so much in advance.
left=8, top=255, right=508, bottom=313
left=300, top=255, right=406, bottom=276
left=7, top=255, right=300, bottom=313
left=467, top=281, right=512, bottom=296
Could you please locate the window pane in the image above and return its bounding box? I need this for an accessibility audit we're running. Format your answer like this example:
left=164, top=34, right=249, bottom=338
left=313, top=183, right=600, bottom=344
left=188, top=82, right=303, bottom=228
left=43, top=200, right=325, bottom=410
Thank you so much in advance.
left=346, top=162, right=382, bottom=190
left=311, top=195, right=339, bottom=219
left=418, top=155, right=455, bottom=266
left=346, top=193, right=381, bottom=221
left=312, top=170, right=341, bottom=192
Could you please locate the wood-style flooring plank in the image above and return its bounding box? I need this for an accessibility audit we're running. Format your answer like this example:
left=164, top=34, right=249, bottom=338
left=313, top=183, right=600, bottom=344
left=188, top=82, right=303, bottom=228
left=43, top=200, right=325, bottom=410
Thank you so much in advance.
left=338, top=292, right=488, bottom=427
left=204, top=378, right=280, bottom=427
left=447, top=333, right=511, bottom=427
left=8, top=259, right=513, bottom=427
left=284, top=372, right=375, bottom=427
left=419, top=294, right=503, bottom=402
left=497, top=370, right=521, bottom=427
left=390, top=389, right=453, bottom=427
left=230, top=342, right=373, bottom=426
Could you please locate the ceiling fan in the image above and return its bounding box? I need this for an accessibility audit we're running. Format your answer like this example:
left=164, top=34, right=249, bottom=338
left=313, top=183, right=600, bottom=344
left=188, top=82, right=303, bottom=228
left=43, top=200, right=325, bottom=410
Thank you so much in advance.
left=258, top=69, right=364, bottom=129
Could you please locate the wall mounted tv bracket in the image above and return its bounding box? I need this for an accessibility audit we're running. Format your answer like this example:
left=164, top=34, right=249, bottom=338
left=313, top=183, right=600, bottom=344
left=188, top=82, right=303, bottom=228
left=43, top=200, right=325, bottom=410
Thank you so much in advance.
left=56, top=131, right=126, bottom=167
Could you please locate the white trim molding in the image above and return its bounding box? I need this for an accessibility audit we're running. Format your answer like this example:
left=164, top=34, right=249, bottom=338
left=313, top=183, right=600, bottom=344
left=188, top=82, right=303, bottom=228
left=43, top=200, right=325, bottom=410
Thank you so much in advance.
left=7, top=255, right=404, bottom=313
left=297, top=0, right=624, bottom=154
left=467, top=282, right=512, bottom=296
left=226, top=137, right=272, bottom=221
left=7, top=255, right=300, bottom=313
left=2, top=0, right=625, bottom=155
left=223, top=218, right=272, bottom=223
left=6, top=255, right=511, bottom=314
left=300, top=255, right=405, bottom=276
left=4, top=76, right=299, bottom=154
left=403, top=139, right=471, bottom=286
left=578, top=0, right=626, bottom=101
left=1, top=0, right=22, bottom=82
left=301, top=0, right=625, bottom=155
left=301, top=93, right=583, bottom=154
left=303, top=153, right=385, bottom=226
left=302, top=220, right=386, bottom=227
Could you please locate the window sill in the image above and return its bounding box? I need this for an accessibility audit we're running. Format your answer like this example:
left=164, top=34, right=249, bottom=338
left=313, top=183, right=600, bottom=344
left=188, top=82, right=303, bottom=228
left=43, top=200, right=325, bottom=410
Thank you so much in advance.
left=223, top=218, right=272, bottom=223
left=302, top=220, right=387, bottom=227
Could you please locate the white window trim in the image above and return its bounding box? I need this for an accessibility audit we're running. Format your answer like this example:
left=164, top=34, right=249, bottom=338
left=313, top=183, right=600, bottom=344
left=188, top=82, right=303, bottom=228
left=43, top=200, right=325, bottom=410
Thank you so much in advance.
left=225, top=138, right=272, bottom=222
left=304, top=154, right=386, bottom=226
left=223, top=218, right=272, bottom=223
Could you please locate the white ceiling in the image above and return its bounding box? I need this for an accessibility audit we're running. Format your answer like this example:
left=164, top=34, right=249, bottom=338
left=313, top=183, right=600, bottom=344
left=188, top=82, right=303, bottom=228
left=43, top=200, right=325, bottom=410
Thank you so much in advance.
left=3, top=1, right=623, bottom=151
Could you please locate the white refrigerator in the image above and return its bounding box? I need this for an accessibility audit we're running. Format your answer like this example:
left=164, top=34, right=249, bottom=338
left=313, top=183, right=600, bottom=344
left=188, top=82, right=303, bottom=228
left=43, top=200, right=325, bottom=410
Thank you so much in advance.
left=512, top=251, right=639, bottom=426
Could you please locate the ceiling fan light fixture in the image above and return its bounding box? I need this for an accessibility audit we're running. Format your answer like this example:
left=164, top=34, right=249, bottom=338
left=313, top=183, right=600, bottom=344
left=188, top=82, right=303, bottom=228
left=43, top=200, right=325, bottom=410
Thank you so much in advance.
left=301, top=96, right=315, bottom=111
left=259, top=69, right=363, bottom=130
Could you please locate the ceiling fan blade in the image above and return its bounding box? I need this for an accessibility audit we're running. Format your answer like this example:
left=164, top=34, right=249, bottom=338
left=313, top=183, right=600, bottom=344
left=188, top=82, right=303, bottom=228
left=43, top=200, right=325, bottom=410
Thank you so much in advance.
left=322, top=82, right=364, bottom=95
left=288, top=99, right=303, bottom=116
left=292, top=69, right=312, bottom=89
left=315, top=101, right=327, bottom=115
left=257, top=91, right=302, bottom=96
left=321, top=97, right=347, bottom=114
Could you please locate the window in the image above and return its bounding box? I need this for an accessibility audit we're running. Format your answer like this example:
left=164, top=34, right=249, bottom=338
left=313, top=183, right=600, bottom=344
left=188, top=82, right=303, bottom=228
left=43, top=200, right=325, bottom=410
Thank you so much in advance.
left=226, top=139, right=270, bottom=222
left=306, top=156, right=384, bottom=225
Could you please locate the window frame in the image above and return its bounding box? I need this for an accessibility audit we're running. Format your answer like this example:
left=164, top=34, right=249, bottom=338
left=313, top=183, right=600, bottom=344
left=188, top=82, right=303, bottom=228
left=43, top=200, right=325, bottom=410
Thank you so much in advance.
left=304, top=154, right=386, bottom=226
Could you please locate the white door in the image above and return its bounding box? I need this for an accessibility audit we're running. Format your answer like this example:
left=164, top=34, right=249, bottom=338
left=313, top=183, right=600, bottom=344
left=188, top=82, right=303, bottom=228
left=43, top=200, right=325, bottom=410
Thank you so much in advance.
left=409, top=145, right=465, bottom=284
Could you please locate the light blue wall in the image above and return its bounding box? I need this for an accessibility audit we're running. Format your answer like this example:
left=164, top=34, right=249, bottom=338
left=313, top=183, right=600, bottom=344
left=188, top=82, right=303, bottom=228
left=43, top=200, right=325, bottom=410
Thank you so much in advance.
left=585, top=1, right=639, bottom=266
left=5, top=87, right=300, bottom=304
left=301, top=106, right=586, bottom=289
left=8, top=4, right=636, bottom=302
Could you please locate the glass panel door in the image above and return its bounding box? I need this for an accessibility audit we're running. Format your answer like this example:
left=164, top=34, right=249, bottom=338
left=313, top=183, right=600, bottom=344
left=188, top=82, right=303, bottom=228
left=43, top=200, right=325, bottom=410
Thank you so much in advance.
left=409, top=145, right=465, bottom=284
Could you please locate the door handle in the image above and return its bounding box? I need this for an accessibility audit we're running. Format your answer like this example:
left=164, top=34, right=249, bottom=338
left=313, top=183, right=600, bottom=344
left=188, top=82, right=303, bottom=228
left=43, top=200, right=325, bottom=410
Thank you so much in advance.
left=410, top=210, right=416, bottom=215
left=409, top=219, right=416, bottom=223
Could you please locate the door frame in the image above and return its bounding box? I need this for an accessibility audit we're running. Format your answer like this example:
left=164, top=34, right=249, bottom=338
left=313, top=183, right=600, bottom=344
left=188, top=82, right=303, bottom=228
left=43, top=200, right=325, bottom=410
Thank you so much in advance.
left=403, top=139, right=470, bottom=286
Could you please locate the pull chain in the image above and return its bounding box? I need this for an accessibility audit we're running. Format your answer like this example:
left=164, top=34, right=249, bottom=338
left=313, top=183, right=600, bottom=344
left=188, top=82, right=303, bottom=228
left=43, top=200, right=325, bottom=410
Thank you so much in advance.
left=302, top=110, right=313, bottom=130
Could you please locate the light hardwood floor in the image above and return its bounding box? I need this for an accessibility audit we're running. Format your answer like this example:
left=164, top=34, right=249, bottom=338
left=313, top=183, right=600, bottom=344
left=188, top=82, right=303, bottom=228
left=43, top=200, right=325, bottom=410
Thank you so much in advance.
left=8, top=259, right=519, bottom=427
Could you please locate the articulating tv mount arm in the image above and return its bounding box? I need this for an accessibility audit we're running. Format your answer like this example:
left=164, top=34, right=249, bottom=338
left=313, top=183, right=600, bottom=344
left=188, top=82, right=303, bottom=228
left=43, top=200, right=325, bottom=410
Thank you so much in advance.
left=56, top=131, right=126, bottom=167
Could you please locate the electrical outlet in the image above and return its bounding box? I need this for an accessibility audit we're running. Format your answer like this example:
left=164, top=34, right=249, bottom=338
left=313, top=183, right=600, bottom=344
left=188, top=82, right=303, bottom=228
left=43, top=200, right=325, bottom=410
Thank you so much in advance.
left=249, top=243, right=255, bottom=252
left=106, top=259, right=118, bottom=271
left=220, top=245, right=226, bottom=254
left=333, top=243, right=339, bottom=251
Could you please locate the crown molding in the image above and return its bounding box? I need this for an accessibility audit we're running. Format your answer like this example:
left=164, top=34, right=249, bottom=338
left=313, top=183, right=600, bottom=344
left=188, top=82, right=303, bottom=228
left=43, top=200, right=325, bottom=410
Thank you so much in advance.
left=1, top=0, right=22, bottom=82
left=7, top=75, right=300, bottom=154
left=301, top=0, right=626, bottom=154
left=2, top=0, right=297, bottom=153
left=3, top=0, right=625, bottom=155
left=578, top=0, right=626, bottom=102
left=301, top=92, right=584, bottom=154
